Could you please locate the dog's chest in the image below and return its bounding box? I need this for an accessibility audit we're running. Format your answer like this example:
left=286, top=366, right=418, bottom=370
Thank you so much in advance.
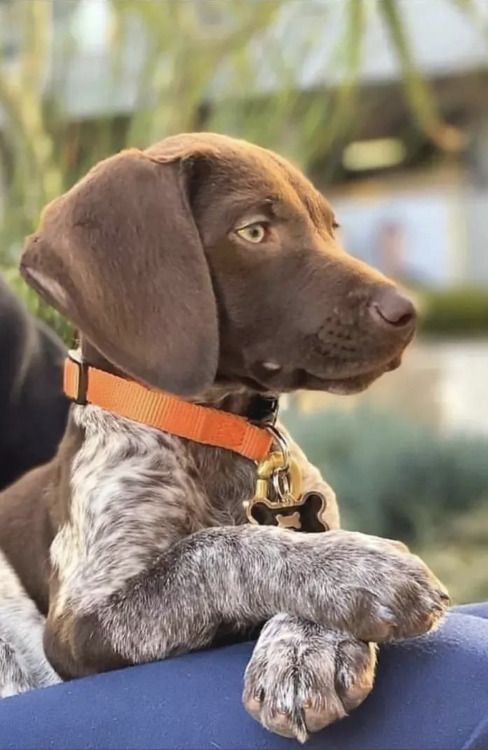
left=49, top=406, right=254, bottom=609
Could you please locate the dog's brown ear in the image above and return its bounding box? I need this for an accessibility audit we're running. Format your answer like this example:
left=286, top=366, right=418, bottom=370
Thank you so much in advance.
left=21, top=149, right=218, bottom=396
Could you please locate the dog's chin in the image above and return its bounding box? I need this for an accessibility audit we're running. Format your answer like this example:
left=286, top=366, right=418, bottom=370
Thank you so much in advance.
left=229, top=355, right=403, bottom=397
left=312, top=371, right=386, bottom=395
left=300, top=354, right=403, bottom=395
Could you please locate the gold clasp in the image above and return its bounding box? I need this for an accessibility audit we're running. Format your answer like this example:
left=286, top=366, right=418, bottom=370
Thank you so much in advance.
left=253, top=451, right=302, bottom=508
left=244, top=425, right=329, bottom=533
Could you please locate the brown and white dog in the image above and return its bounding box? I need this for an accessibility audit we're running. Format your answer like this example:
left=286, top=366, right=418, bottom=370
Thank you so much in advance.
left=0, top=133, right=448, bottom=741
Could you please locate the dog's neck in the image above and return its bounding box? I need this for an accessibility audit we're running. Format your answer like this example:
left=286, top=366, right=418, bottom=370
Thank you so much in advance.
left=79, top=337, right=278, bottom=424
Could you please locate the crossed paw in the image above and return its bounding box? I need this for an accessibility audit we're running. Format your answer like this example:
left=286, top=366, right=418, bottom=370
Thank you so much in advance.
left=243, top=534, right=449, bottom=742
left=243, top=615, right=376, bottom=742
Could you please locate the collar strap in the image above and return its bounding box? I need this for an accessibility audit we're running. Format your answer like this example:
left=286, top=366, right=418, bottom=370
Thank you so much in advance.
left=63, top=354, right=275, bottom=462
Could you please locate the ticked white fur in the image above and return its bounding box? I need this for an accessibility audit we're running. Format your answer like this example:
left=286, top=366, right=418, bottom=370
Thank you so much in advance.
left=50, top=405, right=213, bottom=615
left=0, top=550, right=59, bottom=696
left=1, top=403, right=339, bottom=696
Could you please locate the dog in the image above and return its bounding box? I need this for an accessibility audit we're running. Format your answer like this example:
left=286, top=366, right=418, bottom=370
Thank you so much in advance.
left=0, top=133, right=448, bottom=741
left=0, top=274, right=68, bottom=491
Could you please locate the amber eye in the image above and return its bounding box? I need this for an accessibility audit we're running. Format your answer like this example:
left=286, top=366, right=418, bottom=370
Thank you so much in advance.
left=235, top=222, right=268, bottom=244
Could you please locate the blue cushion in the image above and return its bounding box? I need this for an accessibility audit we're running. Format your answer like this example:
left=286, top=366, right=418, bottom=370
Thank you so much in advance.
left=1, top=606, right=488, bottom=750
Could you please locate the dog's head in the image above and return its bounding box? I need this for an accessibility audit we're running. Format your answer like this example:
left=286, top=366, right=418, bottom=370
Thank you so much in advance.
left=21, top=133, right=416, bottom=397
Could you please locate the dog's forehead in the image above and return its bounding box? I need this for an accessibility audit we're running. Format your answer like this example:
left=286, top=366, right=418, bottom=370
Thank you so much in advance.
left=146, top=133, right=333, bottom=226
left=213, top=149, right=334, bottom=230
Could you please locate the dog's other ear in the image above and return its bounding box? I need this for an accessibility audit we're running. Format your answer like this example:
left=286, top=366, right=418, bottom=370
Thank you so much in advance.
left=20, top=149, right=219, bottom=396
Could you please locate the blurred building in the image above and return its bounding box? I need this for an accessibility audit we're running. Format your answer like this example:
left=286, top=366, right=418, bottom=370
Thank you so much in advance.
left=2, top=0, right=486, bottom=286
left=1, top=1, right=487, bottom=291
left=291, top=1, right=488, bottom=289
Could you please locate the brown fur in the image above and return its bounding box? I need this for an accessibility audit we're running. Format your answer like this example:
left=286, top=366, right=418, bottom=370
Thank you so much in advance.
left=0, top=422, right=82, bottom=613
left=21, top=132, right=414, bottom=399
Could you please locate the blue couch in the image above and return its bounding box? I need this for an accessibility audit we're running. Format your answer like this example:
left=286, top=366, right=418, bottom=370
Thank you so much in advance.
left=1, top=604, right=487, bottom=750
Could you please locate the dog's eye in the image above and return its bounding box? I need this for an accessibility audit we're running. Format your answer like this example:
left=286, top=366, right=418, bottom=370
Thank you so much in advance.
left=235, top=222, right=268, bottom=244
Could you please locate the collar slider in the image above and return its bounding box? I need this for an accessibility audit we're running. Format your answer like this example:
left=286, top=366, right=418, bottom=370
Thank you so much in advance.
left=66, top=350, right=89, bottom=405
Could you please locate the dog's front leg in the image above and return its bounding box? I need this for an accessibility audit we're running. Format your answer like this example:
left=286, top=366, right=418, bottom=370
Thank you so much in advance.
left=243, top=614, right=376, bottom=742
left=45, top=525, right=447, bottom=680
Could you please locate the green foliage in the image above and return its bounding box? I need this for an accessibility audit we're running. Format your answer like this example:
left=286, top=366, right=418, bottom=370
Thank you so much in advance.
left=418, top=505, right=488, bottom=603
left=0, top=0, right=481, bottom=329
left=379, top=0, right=463, bottom=150
left=420, top=287, right=488, bottom=336
left=284, top=406, right=488, bottom=543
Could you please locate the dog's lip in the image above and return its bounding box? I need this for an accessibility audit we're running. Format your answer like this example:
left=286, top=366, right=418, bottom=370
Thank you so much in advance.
left=305, top=353, right=402, bottom=381
left=302, top=354, right=404, bottom=393
left=303, top=371, right=379, bottom=393
left=240, top=354, right=403, bottom=396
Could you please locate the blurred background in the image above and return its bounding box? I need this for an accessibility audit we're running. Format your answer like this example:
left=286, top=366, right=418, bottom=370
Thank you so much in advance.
left=1, top=0, right=488, bottom=602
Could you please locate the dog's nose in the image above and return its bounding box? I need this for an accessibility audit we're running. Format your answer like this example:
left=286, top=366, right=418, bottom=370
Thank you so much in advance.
left=369, top=288, right=416, bottom=329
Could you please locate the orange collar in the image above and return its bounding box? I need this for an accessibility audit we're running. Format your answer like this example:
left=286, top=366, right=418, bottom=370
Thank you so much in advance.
left=63, top=354, right=276, bottom=462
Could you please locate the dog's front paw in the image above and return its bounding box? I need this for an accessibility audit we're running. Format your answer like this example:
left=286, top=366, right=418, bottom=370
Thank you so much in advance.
left=242, top=614, right=376, bottom=743
left=326, top=533, right=450, bottom=643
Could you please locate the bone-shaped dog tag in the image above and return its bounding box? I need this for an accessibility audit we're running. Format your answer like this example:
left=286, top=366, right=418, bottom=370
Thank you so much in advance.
left=244, top=452, right=329, bottom=533
left=246, top=491, right=329, bottom=533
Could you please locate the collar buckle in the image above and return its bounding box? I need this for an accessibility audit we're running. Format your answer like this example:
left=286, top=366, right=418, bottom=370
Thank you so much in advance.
left=67, top=350, right=89, bottom=405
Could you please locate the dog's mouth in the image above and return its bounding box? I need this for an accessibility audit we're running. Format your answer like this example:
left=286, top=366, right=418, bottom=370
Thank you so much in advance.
left=302, top=354, right=404, bottom=395
left=306, top=364, right=398, bottom=394
left=240, top=354, right=404, bottom=396
left=287, top=360, right=398, bottom=395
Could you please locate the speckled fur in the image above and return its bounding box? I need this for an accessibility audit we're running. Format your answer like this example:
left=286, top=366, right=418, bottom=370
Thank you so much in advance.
left=0, top=402, right=448, bottom=738
left=51, top=404, right=339, bottom=615
left=40, top=404, right=447, bottom=741
left=0, top=550, right=59, bottom=697
left=51, top=405, right=222, bottom=613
